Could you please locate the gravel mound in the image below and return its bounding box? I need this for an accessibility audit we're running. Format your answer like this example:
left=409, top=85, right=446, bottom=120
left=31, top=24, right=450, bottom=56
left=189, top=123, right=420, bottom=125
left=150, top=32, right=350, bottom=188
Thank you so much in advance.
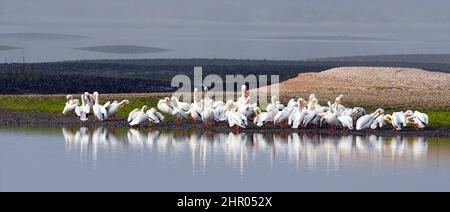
left=263, top=67, right=450, bottom=110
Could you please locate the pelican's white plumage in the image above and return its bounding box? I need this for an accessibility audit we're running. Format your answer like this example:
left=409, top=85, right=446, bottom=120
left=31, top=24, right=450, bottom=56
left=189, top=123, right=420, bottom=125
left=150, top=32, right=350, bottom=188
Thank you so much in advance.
left=212, top=103, right=227, bottom=122
left=172, top=107, right=189, bottom=122
left=254, top=104, right=278, bottom=127
left=356, top=109, right=384, bottom=131
left=128, top=108, right=139, bottom=123
left=129, top=105, right=148, bottom=127
left=289, top=98, right=307, bottom=128
left=338, top=115, right=354, bottom=130
left=92, top=92, right=107, bottom=121
left=302, top=98, right=321, bottom=127
left=200, top=100, right=214, bottom=126
left=331, top=94, right=346, bottom=115
left=236, top=85, right=248, bottom=107
left=104, top=99, right=129, bottom=119
left=84, top=92, right=94, bottom=114
left=274, top=105, right=294, bottom=125
left=320, top=101, right=340, bottom=128
left=302, top=109, right=318, bottom=127
left=188, top=88, right=202, bottom=122
left=351, top=107, right=366, bottom=122
left=171, top=96, right=191, bottom=112
left=157, top=97, right=174, bottom=114
left=384, top=112, right=405, bottom=130
left=147, top=108, right=165, bottom=124
left=74, top=94, right=89, bottom=122
left=62, top=95, right=79, bottom=115
left=370, top=113, right=385, bottom=130
left=227, top=105, right=248, bottom=129
left=412, top=111, right=429, bottom=128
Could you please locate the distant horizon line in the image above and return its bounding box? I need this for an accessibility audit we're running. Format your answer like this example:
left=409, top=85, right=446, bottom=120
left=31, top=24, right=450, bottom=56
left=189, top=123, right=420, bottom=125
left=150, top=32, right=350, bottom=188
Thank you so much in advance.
left=1, top=53, right=450, bottom=64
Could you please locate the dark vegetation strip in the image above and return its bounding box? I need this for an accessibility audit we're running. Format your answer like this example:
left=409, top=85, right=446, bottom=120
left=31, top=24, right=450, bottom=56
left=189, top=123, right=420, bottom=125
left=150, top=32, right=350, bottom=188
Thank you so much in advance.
left=1, top=59, right=450, bottom=94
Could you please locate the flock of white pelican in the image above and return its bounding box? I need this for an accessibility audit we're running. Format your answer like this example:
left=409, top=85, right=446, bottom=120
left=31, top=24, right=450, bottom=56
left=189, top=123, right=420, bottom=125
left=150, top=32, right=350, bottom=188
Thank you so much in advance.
left=63, top=92, right=129, bottom=121
left=63, top=86, right=429, bottom=132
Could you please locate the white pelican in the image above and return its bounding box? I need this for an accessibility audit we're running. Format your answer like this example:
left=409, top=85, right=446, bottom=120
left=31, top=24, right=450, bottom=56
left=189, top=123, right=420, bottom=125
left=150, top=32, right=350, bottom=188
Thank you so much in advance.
left=170, top=95, right=190, bottom=125
left=289, top=98, right=307, bottom=129
left=157, top=97, right=174, bottom=114
left=188, top=88, right=202, bottom=123
left=239, top=102, right=256, bottom=118
left=385, top=112, right=406, bottom=131
left=128, top=108, right=139, bottom=123
left=62, top=95, right=79, bottom=116
left=384, top=114, right=402, bottom=131
left=254, top=104, right=278, bottom=127
left=212, top=102, right=227, bottom=122
left=147, top=108, right=165, bottom=126
left=203, top=86, right=214, bottom=108
left=338, top=115, right=354, bottom=130
left=84, top=92, right=94, bottom=114
left=412, top=111, right=429, bottom=128
left=200, top=100, right=214, bottom=127
left=320, top=101, right=340, bottom=130
left=267, top=95, right=278, bottom=111
left=286, top=99, right=298, bottom=108
left=315, top=99, right=328, bottom=114
left=171, top=96, right=191, bottom=112
left=351, top=107, right=366, bottom=126
left=393, top=111, right=408, bottom=127
left=235, top=85, right=257, bottom=117
left=236, top=85, right=248, bottom=107
left=104, top=99, right=129, bottom=119
left=404, top=110, right=414, bottom=118
left=341, top=108, right=353, bottom=116
left=331, top=94, right=346, bottom=115
left=129, top=105, right=149, bottom=127
left=275, top=100, right=285, bottom=111
left=356, top=108, right=384, bottom=131
left=74, top=94, right=89, bottom=122
left=172, top=107, right=189, bottom=124
left=226, top=104, right=248, bottom=132
left=307, top=94, right=316, bottom=108
left=92, top=92, right=107, bottom=121
left=370, top=113, right=385, bottom=130
left=212, top=100, right=225, bottom=109
left=302, top=99, right=320, bottom=128
left=274, top=103, right=295, bottom=128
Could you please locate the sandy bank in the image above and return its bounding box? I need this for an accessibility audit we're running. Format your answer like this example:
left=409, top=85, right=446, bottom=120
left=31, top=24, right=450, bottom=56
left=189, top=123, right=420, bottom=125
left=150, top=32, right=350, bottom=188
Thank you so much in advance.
left=261, top=67, right=450, bottom=110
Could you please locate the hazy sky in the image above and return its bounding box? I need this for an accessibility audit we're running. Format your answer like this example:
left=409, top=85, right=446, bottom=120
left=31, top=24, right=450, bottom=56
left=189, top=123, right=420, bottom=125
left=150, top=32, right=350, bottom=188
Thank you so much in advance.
left=1, top=0, right=449, bottom=25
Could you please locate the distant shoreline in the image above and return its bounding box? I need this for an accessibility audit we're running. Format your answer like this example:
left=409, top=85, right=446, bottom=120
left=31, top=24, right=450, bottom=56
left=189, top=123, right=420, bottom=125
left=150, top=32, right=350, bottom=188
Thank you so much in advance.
left=0, top=45, right=21, bottom=51
left=75, top=45, right=171, bottom=54
left=1, top=56, right=450, bottom=95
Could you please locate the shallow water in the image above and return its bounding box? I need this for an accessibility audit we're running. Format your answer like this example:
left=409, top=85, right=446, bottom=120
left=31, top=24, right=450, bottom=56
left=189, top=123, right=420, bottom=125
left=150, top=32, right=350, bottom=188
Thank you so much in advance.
left=0, top=127, right=449, bottom=191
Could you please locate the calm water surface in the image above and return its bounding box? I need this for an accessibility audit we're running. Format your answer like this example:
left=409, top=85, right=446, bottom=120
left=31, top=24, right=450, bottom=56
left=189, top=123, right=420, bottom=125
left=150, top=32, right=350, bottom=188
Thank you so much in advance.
left=0, top=127, right=449, bottom=191
left=1, top=24, right=450, bottom=62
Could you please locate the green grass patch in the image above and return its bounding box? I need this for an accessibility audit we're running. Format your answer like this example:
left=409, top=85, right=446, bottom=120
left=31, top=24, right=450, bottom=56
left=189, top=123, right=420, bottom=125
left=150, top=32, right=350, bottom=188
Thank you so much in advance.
left=423, top=111, right=450, bottom=127
left=0, top=95, right=176, bottom=120
left=0, top=96, right=65, bottom=113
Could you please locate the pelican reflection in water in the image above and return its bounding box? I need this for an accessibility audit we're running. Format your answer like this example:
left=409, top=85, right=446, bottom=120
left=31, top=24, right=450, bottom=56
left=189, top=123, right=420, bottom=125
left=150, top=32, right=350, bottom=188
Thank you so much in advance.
left=62, top=128, right=429, bottom=175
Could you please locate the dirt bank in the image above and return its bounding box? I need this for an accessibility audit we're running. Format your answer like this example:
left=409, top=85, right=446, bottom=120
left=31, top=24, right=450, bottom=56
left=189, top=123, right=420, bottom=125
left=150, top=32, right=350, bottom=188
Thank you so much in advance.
left=1, top=110, right=449, bottom=137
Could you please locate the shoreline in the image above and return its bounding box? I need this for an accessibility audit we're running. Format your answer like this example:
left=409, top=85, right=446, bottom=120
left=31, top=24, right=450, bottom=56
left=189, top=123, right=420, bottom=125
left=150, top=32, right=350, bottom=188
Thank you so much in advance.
left=1, top=110, right=449, bottom=137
